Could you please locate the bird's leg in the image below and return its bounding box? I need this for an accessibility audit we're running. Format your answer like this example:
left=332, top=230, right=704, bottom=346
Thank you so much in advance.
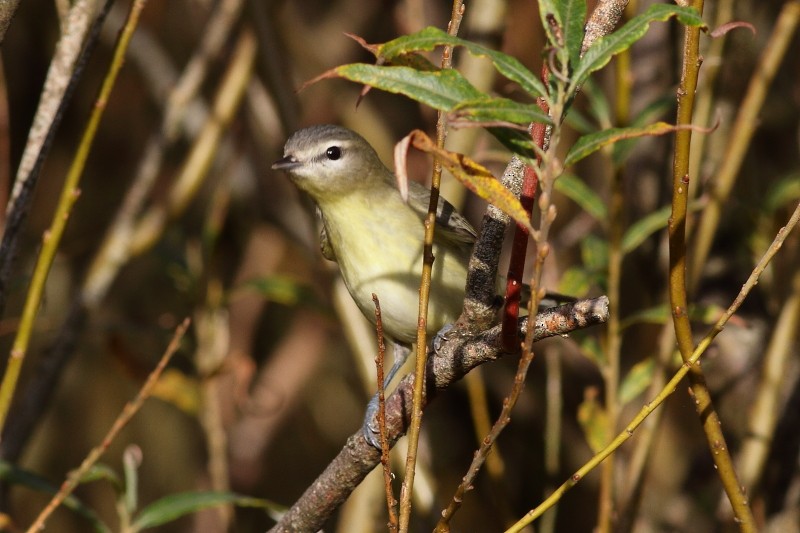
left=362, top=342, right=411, bottom=449
left=384, top=342, right=412, bottom=390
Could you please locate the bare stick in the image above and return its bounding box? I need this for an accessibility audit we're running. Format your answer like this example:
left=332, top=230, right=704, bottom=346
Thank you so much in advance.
left=373, top=294, right=398, bottom=532
left=25, top=318, right=191, bottom=533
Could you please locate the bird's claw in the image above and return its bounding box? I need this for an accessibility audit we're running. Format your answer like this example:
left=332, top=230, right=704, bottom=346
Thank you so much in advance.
left=362, top=393, right=383, bottom=449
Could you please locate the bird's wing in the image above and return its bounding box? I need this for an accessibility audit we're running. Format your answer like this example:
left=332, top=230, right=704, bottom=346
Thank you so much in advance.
left=317, top=206, right=337, bottom=262
left=405, top=180, right=477, bottom=246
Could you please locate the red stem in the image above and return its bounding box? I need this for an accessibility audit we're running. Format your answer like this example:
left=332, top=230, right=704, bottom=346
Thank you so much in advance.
left=501, top=69, right=550, bottom=352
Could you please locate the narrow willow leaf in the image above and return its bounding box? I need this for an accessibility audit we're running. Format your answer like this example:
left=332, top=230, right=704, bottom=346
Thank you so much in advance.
left=558, top=0, right=588, bottom=67
left=565, top=107, right=597, bottom=135
left=612, top=95, right=675, bottom=164
left=619, top=358, right=656, bottom=404
left=620, top=303, right=728, bottom=330
left=538, top=0, right=565, bottom=49
left=377, top=26, right=548, bottom=98
left=763, top=172, right=800, bottom=214
left=487, top=128, right=539, bottom=161
left=344, top=32, right=439, bottom=71
left=336, top=64, right=483, bottom=111
left=554, top=173, right=608, bottom=221
left=619, top=304, right=669, bottom=330
left=581, top=78, right=612, bottom=130
left=0, top=461, right=112, bottom=533
left=78, top=464, right=123, bottom=489
left=622, top=200, right=703, bottom=254
left=450, top=97, right=551, bottom=126
left=132, top=491, right=281, bottom=530
left=571, top=4, right=705, bottom=91
left=565, top=122, right=685, bottom=167
left=621, top=204, right=671, bottom=253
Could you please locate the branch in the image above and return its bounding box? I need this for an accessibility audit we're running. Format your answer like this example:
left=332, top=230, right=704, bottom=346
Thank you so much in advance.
left=268, top=297, right=608, bottom=533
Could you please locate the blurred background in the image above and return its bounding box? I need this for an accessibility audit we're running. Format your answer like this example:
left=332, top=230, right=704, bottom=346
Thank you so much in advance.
left=0, top=0, right=798, bottom=531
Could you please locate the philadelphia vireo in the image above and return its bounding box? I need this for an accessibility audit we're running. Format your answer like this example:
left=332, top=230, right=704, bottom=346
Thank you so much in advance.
left=272, top=124, right=475, bottom=357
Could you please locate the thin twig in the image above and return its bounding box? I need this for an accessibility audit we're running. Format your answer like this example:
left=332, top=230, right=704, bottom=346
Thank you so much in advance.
left=439, top=21, right=573, bottom=532
left=0, top=0, right=111, bottom=319
left=0, top=11, right=249, bottom=464
left=506, top=201, right=800, bottom=532
left=597, top=2, right=633, bottom=528
left=619, top=0, right=732, bottom=524
left=129, top=28, right=257, bottom=255
left=84, top=0, right=246, bottom=307
left=25, top=317, right=191, bottom=533
left=689, top=0, right=800, bottom=288
left=669, top=1, right=755, bottom=528
left=373, top=294, right=398, bottom=532
left=0, top=0, right=146, bottom=434
left=398, top=2, right=465, bottom=531
left=734, top=263, right=800, bottom=498
left=268, top=298, right=609, bottom=533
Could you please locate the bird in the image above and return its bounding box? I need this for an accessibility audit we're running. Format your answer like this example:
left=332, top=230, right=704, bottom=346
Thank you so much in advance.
left=272, top=124, right=476, bottom=445
left=272, top=124, right=476, bottom=344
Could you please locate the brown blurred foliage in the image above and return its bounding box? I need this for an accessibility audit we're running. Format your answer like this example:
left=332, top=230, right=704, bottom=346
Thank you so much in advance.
left=0, top=0, right=798, bottom=532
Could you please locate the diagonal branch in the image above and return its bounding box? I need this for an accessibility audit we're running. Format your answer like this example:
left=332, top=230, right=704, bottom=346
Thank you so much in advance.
left=268, top=297, right=609, bottom=533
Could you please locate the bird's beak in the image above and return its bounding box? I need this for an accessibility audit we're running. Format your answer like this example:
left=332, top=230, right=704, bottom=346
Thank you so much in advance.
left=272, top=155, right=302, bottom=171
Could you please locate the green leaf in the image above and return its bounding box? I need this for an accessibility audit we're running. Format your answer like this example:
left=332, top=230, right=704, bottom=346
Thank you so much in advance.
left=336, top=64, right=483, bottom=111
left=621, top=204, right=670, bottom=253
left=377, top=27, right=548, bottom=99
left=558, top=266, right=592, bottom=297
left=581, top=78, right=612, bottom=130
left=487, top=128, right=539, bottom=161
left=0, top=461, right=113, bottom=533
left=538, top=0, right=565, bottom=52
left=565, top=122, right=684, bottom=167
left=131, top=491, right=281, bottom=530
left=558, top=0, right=588, bottom=67
left=78, top=464, right=123, bottom=491
left=620, top=303, right=727, bottom=330
left=581, top=234, right=608, bottom=271
left=240, top=276, right=323, bottom=310
left=620, top=304, right=669, bottom=329
left=571, top=4, right=705, bottom=91
left=612, top=94, right=675, bottom=163
left=622, top=200, right=703, bottom=254
left=763, top=172, right=800, bottom=214
left=451, top=97, right=551, bottom=126
left=619, top=358, right=656, bottom=404
left=554, top=173, right=608, bottom=221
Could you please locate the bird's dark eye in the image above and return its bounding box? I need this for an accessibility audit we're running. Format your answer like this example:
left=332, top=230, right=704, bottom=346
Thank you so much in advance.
left=326, top=146, right=342, bottom=160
